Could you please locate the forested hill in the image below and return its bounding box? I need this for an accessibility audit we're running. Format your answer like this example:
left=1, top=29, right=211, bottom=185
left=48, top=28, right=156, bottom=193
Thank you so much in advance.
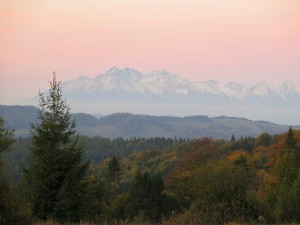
left=0, top=104, right=296, bottom=139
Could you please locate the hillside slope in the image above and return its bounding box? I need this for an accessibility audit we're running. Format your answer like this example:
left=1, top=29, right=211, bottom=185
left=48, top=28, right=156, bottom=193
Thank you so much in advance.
left=0, top=105, right=294, bottom=139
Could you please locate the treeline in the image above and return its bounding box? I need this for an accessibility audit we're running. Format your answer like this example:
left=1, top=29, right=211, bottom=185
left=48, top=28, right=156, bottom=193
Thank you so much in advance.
left=2, top=116, right=300, bottom=224
left=1, top=136, right=188, bottom=181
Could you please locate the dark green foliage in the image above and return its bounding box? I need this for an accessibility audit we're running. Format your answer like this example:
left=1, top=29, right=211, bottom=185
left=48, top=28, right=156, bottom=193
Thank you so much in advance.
left=227, top=136, right=255, bottom=152
left=231, top=134, right=236, bottom=142
left=107, top=155, right=121, bottom=199
left=82, top=177, right=104, bottom=222
left=108, top=156, right=121, bottom=184
left=186, top=161, right=259, bottom=224
left=82, top=136, right=187, bottom=164
left=101, top=155, right=122, bottom=212
left=0, top=117, right=15, bottom=154
left=127, top=171, right=173, bottom=222
left=277, top=150, right=298, bottom=185
left=275, top=166, right=300, bottom=222
left=23, top=75, right=89, bottom=222
left=108, top=193, right=130, bottom=221
left=0, top=118, right=30, bottom=225
left=0, top=173, right=31, bottom=225
left=4, top=136, right=187, bottom=181
left=255, top=132, right=272, bottom=147
left=1, top=138, right=31, bottom=181
left=274, top=128, right=300, bottom=223
left=287, top=171, right=300, bottom=221
left=285, top=127, right=297, bottom=149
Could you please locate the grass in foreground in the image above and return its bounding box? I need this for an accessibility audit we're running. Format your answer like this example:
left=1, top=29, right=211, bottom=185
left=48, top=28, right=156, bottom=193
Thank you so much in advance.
left=31, top=220, right=300, bottom=225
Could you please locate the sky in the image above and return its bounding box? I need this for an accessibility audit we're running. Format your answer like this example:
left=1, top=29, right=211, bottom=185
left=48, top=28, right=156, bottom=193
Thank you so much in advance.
left=1, top=0, right=300, bottom=104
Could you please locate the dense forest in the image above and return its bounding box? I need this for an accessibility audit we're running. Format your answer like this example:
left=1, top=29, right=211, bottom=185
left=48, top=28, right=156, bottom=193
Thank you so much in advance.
left=2, top=121, right=300, bottom=224
left=1, top=77, right=300, bottom=225
left=1, top=136, right=188, bottom=182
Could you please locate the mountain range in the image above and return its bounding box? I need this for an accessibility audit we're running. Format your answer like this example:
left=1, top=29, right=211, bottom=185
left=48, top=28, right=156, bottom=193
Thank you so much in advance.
left=26, top=67, right=300, bottom=125
left=0, top=105, right=297, bottom=139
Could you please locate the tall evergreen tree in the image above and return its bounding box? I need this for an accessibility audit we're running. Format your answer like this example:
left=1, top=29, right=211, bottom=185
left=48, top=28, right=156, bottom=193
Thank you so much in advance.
left=275, top=127, right=300, bottom=223
left=127, top=171, right=167, bottom=222
left=231, top=134, right=236, bottom=142
left=285, top=127, right=297, bottom=149
left=23, top=74, right=89, bottom=222
left=0, top=117, right=17, bottom=225
left=0, top=118, right=29, bottom=225
left=0, top=117, right=15, bottom=154
left=107, top=155, right=121, bottom=198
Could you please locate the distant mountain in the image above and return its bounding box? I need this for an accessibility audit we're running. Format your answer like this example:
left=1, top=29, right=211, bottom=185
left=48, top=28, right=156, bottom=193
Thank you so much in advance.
left=0, top=105, right=296, bottom=139
left=25, top=67, right=300, bottom=124
left=60, top=67, right=300, bottom=100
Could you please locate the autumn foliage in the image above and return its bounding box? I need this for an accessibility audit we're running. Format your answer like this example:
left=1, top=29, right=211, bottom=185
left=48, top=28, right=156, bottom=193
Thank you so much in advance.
left=2, top=100, right=300, bottom=225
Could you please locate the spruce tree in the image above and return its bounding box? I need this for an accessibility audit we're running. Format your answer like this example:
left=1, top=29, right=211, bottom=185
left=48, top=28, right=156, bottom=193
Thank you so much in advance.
left=0, top=117, right=15, bottom=154
left=23, top=74, right=89, bottom=222
left=285, top=127, right=297, bottom=149
left=230, top=134, right=236, bottom=142
left=275, top=127, right=300, bottom=222
left=103, top=155, right=121, bottom=206
left=108, top=155, right=121, bottom=196
left=127, top=171, right=166, bottom=222
left=0, top=118, right=18, bottom=225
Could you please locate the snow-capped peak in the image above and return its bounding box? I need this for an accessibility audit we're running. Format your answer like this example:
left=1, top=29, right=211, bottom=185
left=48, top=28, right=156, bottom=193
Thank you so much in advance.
left=106, top=66, right=120, bottom=74
left=59, top=68, right=300, bottom=101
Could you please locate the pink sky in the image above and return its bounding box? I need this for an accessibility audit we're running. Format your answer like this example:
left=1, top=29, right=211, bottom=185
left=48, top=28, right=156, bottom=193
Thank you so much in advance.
left=1, top=0, right=300, bottom=104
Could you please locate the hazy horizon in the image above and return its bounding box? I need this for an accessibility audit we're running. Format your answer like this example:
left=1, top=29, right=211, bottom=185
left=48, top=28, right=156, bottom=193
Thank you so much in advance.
left=1, top=0, right=300, bottom=109
left=11, top=67, right=298, bottom=126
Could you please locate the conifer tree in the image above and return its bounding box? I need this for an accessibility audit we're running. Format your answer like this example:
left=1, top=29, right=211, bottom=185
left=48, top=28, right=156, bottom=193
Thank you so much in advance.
left=0, top=117, right=14, bottom=154
left=285, top=127, right=296, bottom=149
left=107, top=155, right=121, bottom=198
left=275, top=127, right=300, bottom=222
left=127, top=171, right=167, bottom=222
left=231, top=134, right=236, bottom=142
left=0, top=117, right=18, bottom=225
left=23, top=74, right=89, bottom=222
